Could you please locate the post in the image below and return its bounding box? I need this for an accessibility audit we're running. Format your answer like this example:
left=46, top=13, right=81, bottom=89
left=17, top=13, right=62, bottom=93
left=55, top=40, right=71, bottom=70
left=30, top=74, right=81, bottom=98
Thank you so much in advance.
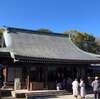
left=27, top=68, right=30, bottom=90
left=44, top=66, right=48, bottom=89
left=3, top=66, right=8, bottom=88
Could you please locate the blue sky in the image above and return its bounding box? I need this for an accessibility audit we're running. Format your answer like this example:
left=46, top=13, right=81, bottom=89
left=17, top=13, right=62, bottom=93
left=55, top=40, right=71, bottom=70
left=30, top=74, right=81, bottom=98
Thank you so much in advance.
left=0, top=0, right=100, bottom=37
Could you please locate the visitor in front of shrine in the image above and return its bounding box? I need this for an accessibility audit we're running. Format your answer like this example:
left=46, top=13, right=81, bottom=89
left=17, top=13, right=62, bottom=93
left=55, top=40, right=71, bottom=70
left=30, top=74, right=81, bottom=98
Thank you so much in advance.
left=56, top=81, right=62, bottom=91
left=87, top=76, right=93, bottom=93
left=66, top=77, right=73, bottom=91
left=62, top=78, right=67, bottom=90
left=91, top=76, right=100, bottom=99
left=79, top=79, right=86, bottom=99
left=56, top=73, right=62, bottom=91
left=72, top=78, right=79, bottom=99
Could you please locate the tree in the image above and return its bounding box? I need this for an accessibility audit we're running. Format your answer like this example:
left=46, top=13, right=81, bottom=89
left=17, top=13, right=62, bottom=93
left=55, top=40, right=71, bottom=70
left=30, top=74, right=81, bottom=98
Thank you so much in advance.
left=0, top=28, right=5, bottom=47
left=0, top=28, right=5, bottom=37
left=37, top=28, right=53, bottom=33
left=64, top=30, right=99, bottom=53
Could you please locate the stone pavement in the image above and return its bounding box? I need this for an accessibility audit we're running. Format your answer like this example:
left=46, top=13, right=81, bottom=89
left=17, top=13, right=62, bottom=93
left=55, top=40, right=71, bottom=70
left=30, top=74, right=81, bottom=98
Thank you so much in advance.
left=1, top=94, right=94, bottom=99
left=47, top=94, right=94, bottom=99
left=56, top=94, right=94, bottom=99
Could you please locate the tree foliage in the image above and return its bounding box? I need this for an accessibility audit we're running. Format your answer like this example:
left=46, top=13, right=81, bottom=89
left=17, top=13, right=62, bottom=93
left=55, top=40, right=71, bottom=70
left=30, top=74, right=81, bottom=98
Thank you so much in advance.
left=37, top=28, right=53, bottom=33
left=0, top=28, right=5, bottom=38
left=64, top=30, right=99, bottom=53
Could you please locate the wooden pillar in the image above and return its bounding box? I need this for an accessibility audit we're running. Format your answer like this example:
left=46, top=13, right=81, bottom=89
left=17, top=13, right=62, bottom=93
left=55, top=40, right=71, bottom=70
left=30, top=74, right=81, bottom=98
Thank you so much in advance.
left=27, top=75, right=30, bottom=90
left=3, top=66, right=8, bottom=83
left=76, top=67, right=80, bottom=78
left=27, top=68, right=30, bottom=90
left=44, top=66, right=48, bottom=89
left=1, top=65, right=8, bottom=88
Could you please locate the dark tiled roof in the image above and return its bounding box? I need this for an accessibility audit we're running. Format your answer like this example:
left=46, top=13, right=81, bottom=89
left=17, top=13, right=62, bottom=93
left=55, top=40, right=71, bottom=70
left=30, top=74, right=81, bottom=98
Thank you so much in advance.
left=1, top=27, right=100, bottom=62
left=6, top=28, right=70, bottom=59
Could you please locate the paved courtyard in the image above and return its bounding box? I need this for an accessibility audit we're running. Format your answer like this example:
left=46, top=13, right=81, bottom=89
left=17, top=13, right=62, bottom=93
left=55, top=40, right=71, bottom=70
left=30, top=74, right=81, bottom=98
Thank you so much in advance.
left=2, top=94, right=94, bottom=99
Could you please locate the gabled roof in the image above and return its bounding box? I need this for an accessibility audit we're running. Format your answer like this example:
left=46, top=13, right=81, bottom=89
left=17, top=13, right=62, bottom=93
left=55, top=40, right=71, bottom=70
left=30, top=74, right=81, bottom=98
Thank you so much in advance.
left=1, top=27, right=100, bottom=63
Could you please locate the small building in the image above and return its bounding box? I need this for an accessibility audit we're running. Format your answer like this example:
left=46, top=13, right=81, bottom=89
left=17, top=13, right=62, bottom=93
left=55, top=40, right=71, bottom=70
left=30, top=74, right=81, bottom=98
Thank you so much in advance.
left=0, top=27, right=100, bottom=90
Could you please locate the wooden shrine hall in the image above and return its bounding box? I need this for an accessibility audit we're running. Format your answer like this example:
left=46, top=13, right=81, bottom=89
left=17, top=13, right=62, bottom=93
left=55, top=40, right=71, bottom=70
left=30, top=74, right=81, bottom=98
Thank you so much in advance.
left=0, top=27, right=100, bottom=90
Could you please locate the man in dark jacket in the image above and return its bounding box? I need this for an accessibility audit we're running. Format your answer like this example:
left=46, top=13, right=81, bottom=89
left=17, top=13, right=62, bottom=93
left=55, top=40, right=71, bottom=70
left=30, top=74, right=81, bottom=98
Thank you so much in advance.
left=92, top=76, right=100, bottom=99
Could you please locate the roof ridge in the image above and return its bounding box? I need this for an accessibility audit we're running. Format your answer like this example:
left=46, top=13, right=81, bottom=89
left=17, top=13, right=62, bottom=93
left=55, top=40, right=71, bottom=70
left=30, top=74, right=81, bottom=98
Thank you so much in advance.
left=4, top=26, right=67, bottom=37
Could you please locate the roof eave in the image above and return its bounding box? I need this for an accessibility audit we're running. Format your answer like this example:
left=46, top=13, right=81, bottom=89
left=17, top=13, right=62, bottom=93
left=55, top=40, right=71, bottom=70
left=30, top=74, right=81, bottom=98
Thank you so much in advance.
left=14, top=55, right=100, bottom=64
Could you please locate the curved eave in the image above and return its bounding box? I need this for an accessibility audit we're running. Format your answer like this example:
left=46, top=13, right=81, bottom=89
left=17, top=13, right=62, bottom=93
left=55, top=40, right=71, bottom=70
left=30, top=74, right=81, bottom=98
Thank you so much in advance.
left=69, top=38, right=100, bottom=59
left=0, top=48, right=11, bottom=58
left=14, top=55, right=100, bottom=64
left=0, top=52, right=11, bottom=57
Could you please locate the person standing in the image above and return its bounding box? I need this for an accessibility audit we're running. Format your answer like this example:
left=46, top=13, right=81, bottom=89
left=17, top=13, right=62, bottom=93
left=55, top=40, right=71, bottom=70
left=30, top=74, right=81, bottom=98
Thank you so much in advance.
left=72, top=78, right=79, bottom=99
left=80, top=79, right=86, bottom=99
left=87, top=76, right=93, bottom=94
left=92, top=76, right=100, bottom=99
left=56, top=73, right=62, bottom=91
left=67, top=77, right=73, bottom=91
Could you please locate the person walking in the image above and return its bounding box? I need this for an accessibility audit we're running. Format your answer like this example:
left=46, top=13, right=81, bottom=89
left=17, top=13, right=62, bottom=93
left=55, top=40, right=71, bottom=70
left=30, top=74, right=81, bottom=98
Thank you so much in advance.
left=80, top=79, right=86, bottom=99
left=72, top=78, right=79, bottom=99
left=92, top=76, right=100, bottom=99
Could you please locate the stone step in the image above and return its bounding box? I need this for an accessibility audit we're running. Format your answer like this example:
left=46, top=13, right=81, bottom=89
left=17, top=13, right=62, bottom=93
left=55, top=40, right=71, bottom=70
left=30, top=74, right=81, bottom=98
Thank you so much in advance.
left=11, top=90, right=71, bottom=98
left=25, top=90, right=71, bottom=98
left=1, top=88, right=13, bottom=97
